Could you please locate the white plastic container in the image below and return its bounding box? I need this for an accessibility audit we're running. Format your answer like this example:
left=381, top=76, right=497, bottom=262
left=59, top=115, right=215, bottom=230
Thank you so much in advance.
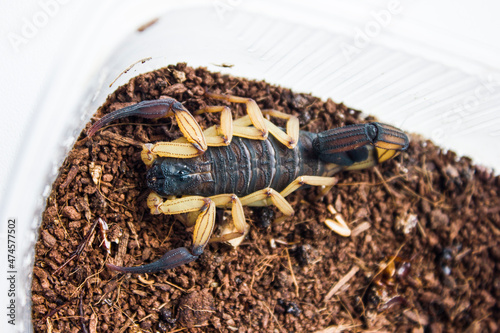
left=1, top=1, right=499, bottom=331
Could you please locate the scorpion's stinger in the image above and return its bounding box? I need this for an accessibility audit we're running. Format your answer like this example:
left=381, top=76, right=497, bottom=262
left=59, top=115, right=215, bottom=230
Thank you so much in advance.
left=106, top=247, right=199, bottom=274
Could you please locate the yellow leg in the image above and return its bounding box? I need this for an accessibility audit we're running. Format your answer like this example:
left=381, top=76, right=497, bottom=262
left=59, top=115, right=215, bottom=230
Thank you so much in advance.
left=279, top=175, right=338, bottom=198
left=171, top=106, right=207, bottom=153
left=205, top=92, right=301, bottom=149
left=141, top=142, right=202, bottom=166
left=178, top=193, right=250, bottom=247
left=194, top=106, right=233, bottom=146
left=234, top=176, right=338, bottom=223
left=191, top=200, right=216, bottom=255
left=148, top=192, right=250, bottom=249
left=209, top=194, right=250, bottom=247
left=172, top=116, right=265, bottom=148
left=140, top=94, right=303, bottom=165
left=205, top=92, right=268, bottom=140
left=240, top=188, right=294, bottom=216
left=147, top=192, right=216, bottom=255
left=262, top=109, right=300, bottom=148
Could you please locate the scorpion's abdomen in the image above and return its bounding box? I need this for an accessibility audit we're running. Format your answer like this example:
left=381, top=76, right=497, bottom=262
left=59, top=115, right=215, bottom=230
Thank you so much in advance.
left=205, top=132, right=325, bottom=196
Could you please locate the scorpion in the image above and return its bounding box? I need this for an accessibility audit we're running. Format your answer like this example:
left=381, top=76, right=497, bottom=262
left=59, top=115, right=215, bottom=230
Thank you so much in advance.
left=88, top=91, right=409, bottom=273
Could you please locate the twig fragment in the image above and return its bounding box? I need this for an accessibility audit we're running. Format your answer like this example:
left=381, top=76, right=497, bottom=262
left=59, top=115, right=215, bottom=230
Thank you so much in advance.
left=324, top=266, right=359, bottom=301
left=285, top=248, right=300, bottom=296
left=53, top=218, right=100, bottom=275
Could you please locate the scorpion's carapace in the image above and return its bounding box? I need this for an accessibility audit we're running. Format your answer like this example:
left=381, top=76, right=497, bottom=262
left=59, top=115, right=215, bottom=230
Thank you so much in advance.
left=88, top=92, right=409, bottom=273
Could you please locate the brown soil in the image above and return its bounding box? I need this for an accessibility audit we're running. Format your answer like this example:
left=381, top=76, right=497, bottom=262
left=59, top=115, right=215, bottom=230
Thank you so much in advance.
left=31, top=63, right=499, bottom=332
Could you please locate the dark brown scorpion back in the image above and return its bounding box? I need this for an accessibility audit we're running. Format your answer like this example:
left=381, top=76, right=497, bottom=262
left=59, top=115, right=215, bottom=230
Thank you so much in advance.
left=146, top=122, right=409, bottom=198
left=146, top=131, right=327, bottom=197
left=206, top=132, right=325, bottom=196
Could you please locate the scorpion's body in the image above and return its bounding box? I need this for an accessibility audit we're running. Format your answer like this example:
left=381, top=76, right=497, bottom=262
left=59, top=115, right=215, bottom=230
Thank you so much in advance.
left=147, top=131, right=338, bottom=198
left=88, top=93, right=409, bottom=273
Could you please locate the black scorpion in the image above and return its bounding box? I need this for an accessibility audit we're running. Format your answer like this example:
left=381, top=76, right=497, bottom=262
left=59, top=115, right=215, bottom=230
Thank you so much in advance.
left=88, top=92, right=409, bottom=273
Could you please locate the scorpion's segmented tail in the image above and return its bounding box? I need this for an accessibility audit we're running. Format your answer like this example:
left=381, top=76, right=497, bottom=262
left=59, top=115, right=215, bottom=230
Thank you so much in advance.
left=313, top=122, right=409, bottom=166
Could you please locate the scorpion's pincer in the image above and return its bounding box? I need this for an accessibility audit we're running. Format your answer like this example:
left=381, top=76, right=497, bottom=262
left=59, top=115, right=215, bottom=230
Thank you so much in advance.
left=87, top=99, right=181, bottom=137
left=87, top=98, right=206, bottom=151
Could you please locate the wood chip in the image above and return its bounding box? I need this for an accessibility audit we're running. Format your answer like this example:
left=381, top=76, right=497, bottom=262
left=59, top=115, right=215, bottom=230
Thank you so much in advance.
left=327, top=204, right=337, bottom=215
left=325, top=204, right=351, bottom=237
left=89, top=312, right=98, bottom=333
left=269, top=238, right=276, bottom=248
left=97, top=217, right=111, bottom=254
left=89, top=162, right=102, bottom=185
left=133, top=290, right=148, bottom=297
left=324, top=266, right=359, bottom=301
left=351, top=221, right=371, bottom=237
left=324, top=218, right=351, bottom=237
left=138, top=275, right=155, bottom=285
left=60, top=165, right=79, bottom=189
left=404, top=309, right=429, bottom=326
left=314, top=324, right=356, bottom=333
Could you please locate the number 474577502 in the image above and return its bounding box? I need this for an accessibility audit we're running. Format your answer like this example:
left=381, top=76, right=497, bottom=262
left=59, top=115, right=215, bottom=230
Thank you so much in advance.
left=7, top=219, right=16, bottom=270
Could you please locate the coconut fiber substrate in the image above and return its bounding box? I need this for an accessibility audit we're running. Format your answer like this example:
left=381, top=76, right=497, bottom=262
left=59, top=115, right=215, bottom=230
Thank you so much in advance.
left=31, top=64, right=499, bottom=333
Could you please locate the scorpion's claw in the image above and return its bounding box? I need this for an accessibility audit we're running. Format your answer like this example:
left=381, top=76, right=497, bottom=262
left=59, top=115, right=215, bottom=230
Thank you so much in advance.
left=106, top=247, right=199, bottom=274
left=87, top=99, right=206, bottom=153
left=88, top=99, right=178, bottom=137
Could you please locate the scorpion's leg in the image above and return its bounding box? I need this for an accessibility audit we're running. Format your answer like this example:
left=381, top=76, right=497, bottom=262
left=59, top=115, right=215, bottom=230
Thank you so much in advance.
left=208, top=194, right=250, bottom=247
left=182, top=194, right=250, bottom=247
left=141, top=106, right=210, bottom=164
left=205, top=92, right=268, bottom=140
left=175, top=104, right=299, bottom=149
left=151, top=195, right=217, bottom=256
left=240, top=188, right=295, bottom=224
left=279, top=176, right=339, bottom=198
left=238, top=177, right=339, bottom=224
left=193, top=106, right=234, bottom=146
left=262, top=109, right=300, bottom=148
left=205, top=92, right=301, bottom=148
left=107, top=195, right=216, bottom=273
left=193, top=106, right=300, bottom=149
left=223, top=114, right=299, bottom=149
left=157, top=104, right=282, bottom=147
